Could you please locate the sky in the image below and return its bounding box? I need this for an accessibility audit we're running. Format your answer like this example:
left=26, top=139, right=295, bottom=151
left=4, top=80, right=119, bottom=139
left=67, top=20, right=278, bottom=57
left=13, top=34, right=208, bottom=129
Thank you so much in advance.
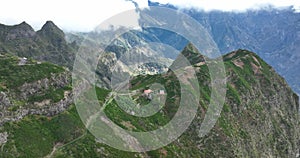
left=0, top=0, right=299, bottom=32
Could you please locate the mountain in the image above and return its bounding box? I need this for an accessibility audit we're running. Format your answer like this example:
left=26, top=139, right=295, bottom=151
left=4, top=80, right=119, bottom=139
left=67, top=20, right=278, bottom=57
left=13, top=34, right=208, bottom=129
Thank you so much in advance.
left=70, top=5, right=300, bottom=98
left=0, top=21, right=76, bottom=68
left=0, top=45, right=298, bottom=157
left=0, top=21, right=222, bottom=91
left=67, top=6, right=300, bottom=94
left=186, top=8, right=300, bottom=97
left=146, top=2, right=300, bottom=97
left=37, top=21, right=68, bottom=50
left=71, top=29, right=176, bottom=88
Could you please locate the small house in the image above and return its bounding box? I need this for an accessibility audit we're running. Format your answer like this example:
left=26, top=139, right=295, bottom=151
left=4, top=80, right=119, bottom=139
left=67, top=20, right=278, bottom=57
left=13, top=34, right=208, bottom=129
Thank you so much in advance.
left=18, top=57, right=28, bottom=65
left=159, top=90, right=165, bottom=95
left=144, top=89, right=152, bottom=95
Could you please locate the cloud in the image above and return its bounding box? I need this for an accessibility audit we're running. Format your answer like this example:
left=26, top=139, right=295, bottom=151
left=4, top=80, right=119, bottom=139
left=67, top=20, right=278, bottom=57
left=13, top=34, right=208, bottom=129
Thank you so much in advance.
left=0, top=0, right=299, bottom=32
left=150, top=0, right=300, bottom=12
left=0, top=0, right=148, bottom=32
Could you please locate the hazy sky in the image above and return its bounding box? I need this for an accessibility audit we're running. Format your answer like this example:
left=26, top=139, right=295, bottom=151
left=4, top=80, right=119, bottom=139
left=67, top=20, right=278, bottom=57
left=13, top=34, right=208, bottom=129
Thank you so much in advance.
left=0, top=0, right=299, bottom=32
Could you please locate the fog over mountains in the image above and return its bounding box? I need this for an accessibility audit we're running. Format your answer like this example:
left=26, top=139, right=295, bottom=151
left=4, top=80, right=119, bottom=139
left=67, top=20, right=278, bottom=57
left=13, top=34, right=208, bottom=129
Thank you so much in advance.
left=144, top=2, right=300, bottom=98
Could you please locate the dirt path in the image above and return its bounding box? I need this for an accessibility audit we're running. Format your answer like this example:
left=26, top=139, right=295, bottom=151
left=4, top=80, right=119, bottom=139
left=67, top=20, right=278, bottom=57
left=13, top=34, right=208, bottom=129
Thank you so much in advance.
left=45, top=143, right=63, bottom=158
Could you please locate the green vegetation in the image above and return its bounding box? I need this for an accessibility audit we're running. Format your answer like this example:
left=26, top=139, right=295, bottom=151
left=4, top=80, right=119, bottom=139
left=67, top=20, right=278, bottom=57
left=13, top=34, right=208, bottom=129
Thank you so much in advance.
left=0, top=54, right=64, bottom=89
left=0, top=48, right=298, bottom=157
left=1, top=105, right=84, bottom=157
left=227, top=84, right=241, bottom=104
left=102, top=72, right=181, bottom=132
left=28, top=86, right=72, bottom=103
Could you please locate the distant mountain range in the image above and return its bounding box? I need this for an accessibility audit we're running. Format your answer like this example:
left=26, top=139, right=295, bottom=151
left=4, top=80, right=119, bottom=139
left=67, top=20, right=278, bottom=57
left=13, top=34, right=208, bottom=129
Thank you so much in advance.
left=2, top=8, right=298, bottom=98
left=146, top=2, right=300, bottom=97
left=67, top=4, right=300, bottom=97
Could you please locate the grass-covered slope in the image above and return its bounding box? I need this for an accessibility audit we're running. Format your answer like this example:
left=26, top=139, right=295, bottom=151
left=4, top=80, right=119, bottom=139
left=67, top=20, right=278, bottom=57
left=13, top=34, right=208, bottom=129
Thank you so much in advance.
left=0, top=48, right=298, bottom=157
left=0, top=53, right=72, bottom=125
left=0, top=53, right=64, bottom=90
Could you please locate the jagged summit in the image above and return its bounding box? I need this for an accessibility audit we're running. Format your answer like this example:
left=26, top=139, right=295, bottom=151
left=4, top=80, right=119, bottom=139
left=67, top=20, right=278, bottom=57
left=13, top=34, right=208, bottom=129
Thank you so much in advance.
left=0, top=21, right=33, bottom=29
left=44, top=20, right=56, bottom=26
left=173, top=43, right=205, bottom=66
left=40, top=21, right=61, bottom=31
left=0, top=21, right=35, bottom=41
left=38, top=20, right=65, bottom=38
left=15, top=21, right=34, bottom=30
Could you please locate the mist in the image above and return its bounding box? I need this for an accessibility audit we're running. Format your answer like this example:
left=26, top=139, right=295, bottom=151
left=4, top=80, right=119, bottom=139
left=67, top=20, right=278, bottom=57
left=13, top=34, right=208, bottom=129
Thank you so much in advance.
left=150, top=0, right=300, bottom=12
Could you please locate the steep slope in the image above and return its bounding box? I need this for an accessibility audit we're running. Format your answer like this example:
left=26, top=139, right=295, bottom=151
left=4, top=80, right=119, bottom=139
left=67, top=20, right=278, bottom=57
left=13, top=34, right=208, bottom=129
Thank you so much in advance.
left=178, top=43, right=205, bottom=65
left=0, top=53, right=72, bottom=126
left=0, top=21, right=76, bottom=68
left=217, top=50, right=299, bottom=157
left=0, top=46, right=298, bottom=157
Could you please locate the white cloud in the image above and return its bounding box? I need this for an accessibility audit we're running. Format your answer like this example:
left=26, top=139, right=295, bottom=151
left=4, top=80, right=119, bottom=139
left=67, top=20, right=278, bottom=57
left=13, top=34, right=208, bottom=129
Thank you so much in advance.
left=150, top=0, right=300, bottom=12
left=0, top=0, right=148, bottom=32
left=0, top=0, right=299, bottom=32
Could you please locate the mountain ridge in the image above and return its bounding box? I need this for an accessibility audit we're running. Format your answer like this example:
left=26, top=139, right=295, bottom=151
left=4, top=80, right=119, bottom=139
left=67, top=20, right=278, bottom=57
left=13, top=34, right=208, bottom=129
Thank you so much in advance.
left=0, top=21, right=75, bottom=68
left=0, top=45, right=298, bottom=157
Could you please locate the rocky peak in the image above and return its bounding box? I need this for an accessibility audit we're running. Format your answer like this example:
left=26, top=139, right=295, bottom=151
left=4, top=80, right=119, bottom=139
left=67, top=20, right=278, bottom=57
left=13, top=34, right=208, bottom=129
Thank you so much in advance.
left=15, top=21, right=34, bottom=30
left=170, top=43, right=205, bottom=69
left=2, top=21, right=35, bottom=40
left=37, top=21, right=67, bottom=49
left=38, top=21, right=64, bottom=37
left=181, top=43, right=205, bottom=65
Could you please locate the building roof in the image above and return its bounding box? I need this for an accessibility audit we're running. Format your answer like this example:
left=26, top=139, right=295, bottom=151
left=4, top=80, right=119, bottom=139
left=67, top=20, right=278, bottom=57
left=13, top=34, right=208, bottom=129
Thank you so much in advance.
left=144, top=89, right=152, bottom=94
